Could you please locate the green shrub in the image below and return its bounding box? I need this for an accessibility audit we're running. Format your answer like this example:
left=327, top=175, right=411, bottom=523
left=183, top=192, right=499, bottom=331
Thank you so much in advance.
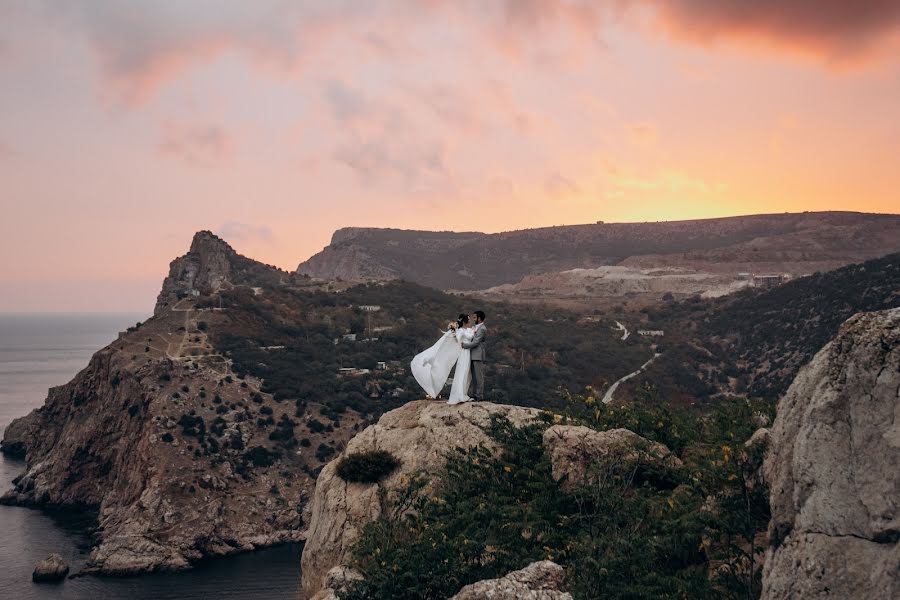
left=342, top=400, right=771, bottom=600
left=335, top=450, right=400, bottom=484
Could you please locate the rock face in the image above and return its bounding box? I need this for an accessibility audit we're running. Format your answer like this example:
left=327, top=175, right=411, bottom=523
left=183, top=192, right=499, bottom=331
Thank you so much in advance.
left=155, top=231, right=236, bottom=315
left=761, top=308, right=900, bottom=599
left=300, top=400, right=542, bottom=599
left=543, top=425, right=681, bottom=490
left=1, top=233, right=319, bottom=575
left=449, top=561, right=573, bottom=600
left=0, top=409, right=36, bottom=457
left=32, top=553, right=69, bottom=582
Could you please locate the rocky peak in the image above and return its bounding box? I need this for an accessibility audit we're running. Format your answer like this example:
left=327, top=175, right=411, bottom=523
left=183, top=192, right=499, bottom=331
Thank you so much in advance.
left=154, top=231, right=238, bottom=315
left=188, top=229, right=236, bottom=256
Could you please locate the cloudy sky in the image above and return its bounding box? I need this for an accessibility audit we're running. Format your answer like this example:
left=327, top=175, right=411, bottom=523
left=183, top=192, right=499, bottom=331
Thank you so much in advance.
left=2, top=0, right=899, bottom=312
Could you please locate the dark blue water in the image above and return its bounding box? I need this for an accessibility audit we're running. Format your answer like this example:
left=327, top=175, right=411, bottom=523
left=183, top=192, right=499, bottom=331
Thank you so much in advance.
left=0, top=313, right=303, bottom=599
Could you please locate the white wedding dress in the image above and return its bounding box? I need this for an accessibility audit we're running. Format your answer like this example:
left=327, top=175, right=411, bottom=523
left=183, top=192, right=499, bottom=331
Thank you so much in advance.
left=410, top=327, right=473, bottom=404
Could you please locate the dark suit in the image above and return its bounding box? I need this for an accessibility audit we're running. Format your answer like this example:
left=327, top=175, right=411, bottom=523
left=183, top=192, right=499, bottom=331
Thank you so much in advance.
left=462, top=323, right=486, bottom=399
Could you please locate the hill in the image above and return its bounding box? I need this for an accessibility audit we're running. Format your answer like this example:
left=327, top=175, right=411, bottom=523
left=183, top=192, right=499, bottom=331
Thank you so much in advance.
left=297, top=212, right=900, bottom=292
left=629, top=251, right=900, bottom=402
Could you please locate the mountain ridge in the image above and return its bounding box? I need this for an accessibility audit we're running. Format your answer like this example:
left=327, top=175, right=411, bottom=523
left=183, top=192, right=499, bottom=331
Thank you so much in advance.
left=297, top=211, right=900, bottom=291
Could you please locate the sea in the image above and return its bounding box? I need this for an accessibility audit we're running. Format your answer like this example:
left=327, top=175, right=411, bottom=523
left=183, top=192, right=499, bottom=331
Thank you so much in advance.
left=0, top=313, right=303, bottom=599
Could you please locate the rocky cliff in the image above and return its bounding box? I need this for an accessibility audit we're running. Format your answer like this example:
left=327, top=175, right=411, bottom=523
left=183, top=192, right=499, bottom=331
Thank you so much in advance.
left=761, top=307, right=900, bottom=599
left=301, top=400, right=542, bottom=598
left=0, top=308, right=312, bottom=573
left=1, top=232, right=324, bottom=575
left=297, top=212, right=900, bottom=291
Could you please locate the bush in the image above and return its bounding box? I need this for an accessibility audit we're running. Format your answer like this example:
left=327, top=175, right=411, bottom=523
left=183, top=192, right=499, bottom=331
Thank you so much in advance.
left=315, top=443, right=337, bottom=462
left=178, top=414, right=206, bottom=439
left=343, top=402, right=771, bottom=600
left=244, top=445, right=280, bottom=467
left=336, top=450, right=401, bottom=484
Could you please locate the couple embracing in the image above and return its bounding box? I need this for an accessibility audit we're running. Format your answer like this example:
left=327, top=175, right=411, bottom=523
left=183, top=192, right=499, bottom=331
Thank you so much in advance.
left=411, top=310, right=487, bottom=405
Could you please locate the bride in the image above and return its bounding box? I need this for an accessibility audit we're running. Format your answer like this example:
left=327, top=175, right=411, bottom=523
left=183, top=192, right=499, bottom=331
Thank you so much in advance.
left=411, top=314, right=474, bottom=405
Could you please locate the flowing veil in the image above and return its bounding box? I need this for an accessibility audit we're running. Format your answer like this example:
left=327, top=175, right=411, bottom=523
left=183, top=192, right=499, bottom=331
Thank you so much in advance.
left=411, top=330, right=461, bottom=398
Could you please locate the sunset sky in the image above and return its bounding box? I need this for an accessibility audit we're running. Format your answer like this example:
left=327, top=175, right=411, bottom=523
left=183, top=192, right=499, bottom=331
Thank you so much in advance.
left=2, top=1, right=900, bottom=312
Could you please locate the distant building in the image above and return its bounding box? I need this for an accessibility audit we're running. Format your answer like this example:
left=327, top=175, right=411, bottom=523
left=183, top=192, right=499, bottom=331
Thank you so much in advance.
left=736, top=272, right=751, bottom=280
left=638, top=330, right=664, bottom=337
left=338, top=367, right=370, bottom=377
left=342, top=333, right=357, bottom=341
left=357, top=305, right=381, bottom=312
left=752, top=274, right=789, bottom=288
left=377, top=361, right=387, bottom=370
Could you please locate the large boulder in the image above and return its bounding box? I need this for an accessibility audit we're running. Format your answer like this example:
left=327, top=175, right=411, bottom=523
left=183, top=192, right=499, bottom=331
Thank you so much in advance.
left=300, top=400, right=541, bottom=599
left=449, top=561, right=573, bottom=600
left=762, top=308, right=900, bottom=599
left=32, top=553, right=69, bottom=582
left=543, top=425, right=681, bottom=490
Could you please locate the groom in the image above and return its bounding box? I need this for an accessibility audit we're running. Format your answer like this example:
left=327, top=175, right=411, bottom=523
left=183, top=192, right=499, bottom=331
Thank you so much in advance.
left=462, top=310, right=487, bottom=401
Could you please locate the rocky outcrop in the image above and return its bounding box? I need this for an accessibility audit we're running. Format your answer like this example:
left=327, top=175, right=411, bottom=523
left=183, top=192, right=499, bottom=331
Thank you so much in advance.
left=32, top=554, right=69, bottom=582
left=543, top=425, right=681, bottom=490
left=2, top=292, right=312, bottom=575
left=761, top=307, right=900, bottom=599
left=310, top=566, right=365, bottom=600
left=155, top=231, right=237, bottom=315
left=0, top=408, right=38, bottom=458
left=449, top=561, right=573, bottom=600
left=300, top=400, right=541, bottom=599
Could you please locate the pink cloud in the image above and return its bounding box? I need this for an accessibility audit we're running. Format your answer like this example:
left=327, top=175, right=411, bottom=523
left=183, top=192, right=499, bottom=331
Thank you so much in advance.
left=159, top=122, right=233, bottom=167
left=35, top=0, right=900, bottom=110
